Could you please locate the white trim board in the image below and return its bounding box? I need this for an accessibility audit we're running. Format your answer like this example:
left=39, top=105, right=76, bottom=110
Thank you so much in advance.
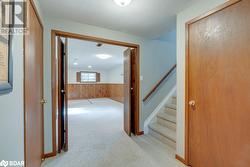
left=143, top=85, right=177, bottom=134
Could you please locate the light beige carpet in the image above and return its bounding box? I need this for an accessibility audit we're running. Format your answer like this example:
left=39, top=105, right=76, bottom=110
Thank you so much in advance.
left=42, top=98, right=184, bottom=167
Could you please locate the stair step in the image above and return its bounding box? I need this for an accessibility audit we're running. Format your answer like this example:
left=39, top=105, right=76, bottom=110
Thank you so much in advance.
left=157, top=112, right=176, bottom=124
left=164, top=107, right=176, bottom=116
left=149, top=123, right=176, bottom=141
left=165, top=103, right=176, bottom=110
left=172, top=97, right=177, bottom=105
left=157, top=116, right=176, bottom=130
left=149, top=123, right=176, bottom=149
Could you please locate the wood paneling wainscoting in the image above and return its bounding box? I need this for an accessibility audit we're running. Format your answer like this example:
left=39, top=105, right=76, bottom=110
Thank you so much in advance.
left=108, top=84, right=124, bottom=103
left=68, top=84, right=109, bottom=99
left=68, top=83, right=124, bottom=103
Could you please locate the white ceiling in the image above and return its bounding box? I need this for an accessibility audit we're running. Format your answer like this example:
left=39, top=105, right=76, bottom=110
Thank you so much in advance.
left=68, top=38, right=127, bottom=70
left=38, top=0, right=198, bottom=40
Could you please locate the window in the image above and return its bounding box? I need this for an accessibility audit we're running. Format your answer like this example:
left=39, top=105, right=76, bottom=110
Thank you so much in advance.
left=77, top=71, right=100, bottom=83
left=81, top=72, right=96, bottom=82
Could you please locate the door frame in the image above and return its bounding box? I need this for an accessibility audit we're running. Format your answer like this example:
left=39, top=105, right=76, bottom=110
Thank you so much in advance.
left=183, top=0, right=242, bottom=165
left=24, top=0, right=45, bottom=164
left=50, top=30, right=142, bottom=156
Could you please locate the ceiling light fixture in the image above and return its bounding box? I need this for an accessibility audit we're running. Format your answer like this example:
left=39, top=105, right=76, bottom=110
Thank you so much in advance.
left=73, top=62, right=78, bottom=66
left=113, top=0, right=132, bottom=7
left=88, top=65, right=92, bottom=69
left=96, top=54, right=112, bottom=60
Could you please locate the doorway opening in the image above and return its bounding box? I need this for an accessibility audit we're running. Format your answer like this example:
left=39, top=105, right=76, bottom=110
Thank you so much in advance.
left=51, top=30, right=141, bottom=155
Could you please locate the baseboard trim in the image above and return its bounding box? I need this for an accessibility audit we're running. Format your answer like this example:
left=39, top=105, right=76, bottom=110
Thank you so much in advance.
left=175, top=154, right=188, bottom=165
left=43, top=152, right=57, bottom=159
left=136, top=131, right=144, bottom=136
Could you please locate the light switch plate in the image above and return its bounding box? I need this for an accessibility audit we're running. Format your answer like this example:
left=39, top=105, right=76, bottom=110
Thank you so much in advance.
left=140, top=76, right=143, bottom=81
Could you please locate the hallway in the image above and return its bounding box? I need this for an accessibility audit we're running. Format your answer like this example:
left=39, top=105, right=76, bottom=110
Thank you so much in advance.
left=42, top=98, right=184, bottom=167
left=2, top=1, right=250, bottom=166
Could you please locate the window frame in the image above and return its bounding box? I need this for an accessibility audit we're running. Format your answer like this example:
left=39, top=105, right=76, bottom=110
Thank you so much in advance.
left=77, top=71, right=100, bottom=83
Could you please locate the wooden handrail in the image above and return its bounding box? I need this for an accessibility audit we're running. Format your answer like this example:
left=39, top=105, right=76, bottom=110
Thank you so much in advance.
left=143, top=64, right=176, bottom=102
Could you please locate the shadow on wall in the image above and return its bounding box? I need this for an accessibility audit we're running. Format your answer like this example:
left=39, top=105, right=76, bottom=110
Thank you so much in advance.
left=140, top=35, right=177, bottom=130
left=141, top=70, right=176, bottom=129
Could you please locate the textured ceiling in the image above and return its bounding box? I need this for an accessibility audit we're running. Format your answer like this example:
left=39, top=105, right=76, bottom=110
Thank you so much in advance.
left=68, top=38, right=127, bottom=70
left=38, top=0, right=198, bottom=40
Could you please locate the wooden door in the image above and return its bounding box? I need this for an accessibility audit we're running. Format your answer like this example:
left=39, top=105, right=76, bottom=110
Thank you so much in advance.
left=64, top=38, right=69, bottom=151
left=24, top=0, right=44, bottom=166
left=58, top=38, right=68, bottom=152
left=124, top=48, right=132, bottom=136
left=130, top=49, right=137, bottom=134
left=57, top=37, right=64, bottom=153
left=187, top=1, right=250, bottom=167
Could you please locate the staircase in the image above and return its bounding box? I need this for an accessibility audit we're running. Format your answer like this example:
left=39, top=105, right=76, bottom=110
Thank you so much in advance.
left=148, top=95, right=177, bottom=150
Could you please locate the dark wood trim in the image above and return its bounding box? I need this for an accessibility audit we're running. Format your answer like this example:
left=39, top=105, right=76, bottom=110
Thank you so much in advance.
left=136, top=131, right=144, bottom=136
left=143, top=64, right=176, bottom=102
left=186, top=0, right=241, bottom=25
left=24, top=0, right=45, bottom=164
left=43, top=152, right=57, bottom=159
left=184, top=21, right=190, bottom=165
left=29, top=0, right=44, bottom=29
left=50, top=31, right=57, bottom=157
left=134, top=46, right=141, bottom=135
left=23, top=29, right=26, bottom=165
left=134, top=45, right=141, bottom=135
left=175, top=154, right=188, bottom=165
left=51, top=30, right=141, bottom=158
left=57, top=37, right=63, bottom=153
left=64, top=38, right=69, bottom=151
left=184, top=0, right=242, bottom=165
left=52, top=30, right=139, bottom=48
left=76, top=72, right=81, bottom=82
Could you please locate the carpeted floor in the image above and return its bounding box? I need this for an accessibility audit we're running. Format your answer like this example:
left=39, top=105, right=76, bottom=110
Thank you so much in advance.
left=42, top=98, right=185, bottom=167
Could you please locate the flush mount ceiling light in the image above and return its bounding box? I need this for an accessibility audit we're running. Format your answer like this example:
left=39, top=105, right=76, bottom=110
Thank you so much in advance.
left=73, top=58, right=78, bottom=66
left=96, top=54, right=112, bottom=60
left=88, top=65, right=92, bottom=69
left=113, top=0, right=132, bottom=7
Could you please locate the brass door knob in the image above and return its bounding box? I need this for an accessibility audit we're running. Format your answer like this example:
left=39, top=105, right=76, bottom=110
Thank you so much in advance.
left=41, top=99, right=47, bottom=104
left=189, top=100, right=196, bottom=107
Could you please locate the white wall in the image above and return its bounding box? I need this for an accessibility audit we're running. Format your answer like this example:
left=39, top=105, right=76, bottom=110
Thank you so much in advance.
left=0, top=35, right=24, bottom=162
left=107, top=65, right=124, bottom=84
left=0, top=0, right=44, bottom=161
left=176, top=0, right=228, bottom=158
left=43, top=18, right=176, bottom=153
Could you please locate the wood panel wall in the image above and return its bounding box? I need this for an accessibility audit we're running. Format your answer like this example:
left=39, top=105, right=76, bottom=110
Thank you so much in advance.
left=68, top=83, right=124, bottom=103
left=108, top=84, right=124, bottom=103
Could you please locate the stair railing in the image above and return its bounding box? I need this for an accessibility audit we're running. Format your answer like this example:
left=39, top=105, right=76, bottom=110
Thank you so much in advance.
left=143, top=64, right=176, bottom=102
